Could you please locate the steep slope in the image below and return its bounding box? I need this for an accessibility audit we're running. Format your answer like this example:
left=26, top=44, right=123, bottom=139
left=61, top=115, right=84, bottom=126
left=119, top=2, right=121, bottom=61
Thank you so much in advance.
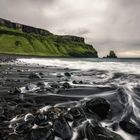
left=0, top=18, right=98, bottom=57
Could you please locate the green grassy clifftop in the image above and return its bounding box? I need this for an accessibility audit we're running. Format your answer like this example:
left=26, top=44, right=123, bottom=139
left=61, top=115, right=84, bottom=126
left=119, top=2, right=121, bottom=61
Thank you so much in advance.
left=0, top=18, right=98, bottom=57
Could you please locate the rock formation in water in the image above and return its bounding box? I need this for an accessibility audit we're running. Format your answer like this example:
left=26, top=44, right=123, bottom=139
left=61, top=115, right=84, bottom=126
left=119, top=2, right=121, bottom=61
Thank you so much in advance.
left=106, top=50, right=117, bottom=58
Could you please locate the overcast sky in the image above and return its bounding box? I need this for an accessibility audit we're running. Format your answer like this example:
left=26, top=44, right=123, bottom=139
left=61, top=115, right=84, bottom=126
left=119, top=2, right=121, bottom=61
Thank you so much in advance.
left=0, top=0, right=140, bottom=57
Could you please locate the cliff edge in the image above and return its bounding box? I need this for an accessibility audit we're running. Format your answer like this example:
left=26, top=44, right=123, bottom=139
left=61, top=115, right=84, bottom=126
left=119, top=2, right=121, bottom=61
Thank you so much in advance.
left=0, top=18, right=98, bottom=57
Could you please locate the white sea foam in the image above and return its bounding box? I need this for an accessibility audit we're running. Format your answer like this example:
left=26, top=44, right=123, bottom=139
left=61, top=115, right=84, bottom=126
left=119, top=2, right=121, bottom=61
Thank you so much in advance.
left=18, top=58, right=140, bottom=74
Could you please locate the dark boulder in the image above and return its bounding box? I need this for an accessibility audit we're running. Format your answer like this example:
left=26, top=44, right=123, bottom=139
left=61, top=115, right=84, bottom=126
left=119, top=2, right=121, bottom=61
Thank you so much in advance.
left=34, top=113, right=48, bottom=126
left=76, top=120, right=124, bottom=140
left=15, top=121, right=31, bottom=134
left=69, top=107, right=84, bottom=119
left=53, top=116, right=72, bottom=140
left=39, top=72, right=44, bottom=76
left=28, top=73, right=41, bottom=79
left=119, top=120, right=140, bottom=135
left=72, top=80, right=77, bottom=84
left=72, top=80, right=83, bottom=84
left=30, top=126, right=54, bottom=140
left=18, top=69, right=24, bottom=72
left=64, top=113, right=74, bottom=122
left=79, top=81, right=83, bottom=84
left=62, top=82, right=72, bottom=89
left=50, top=83, right=60, bottom=89
left=85, top=98, right=110, bottom=120
left=64, top=72, right=71, bottom=77
left=7, top=134, right=22, bottom=140
left=12, top=87, right=21, bottom=94
left=37, top=82, right=46, bottom=86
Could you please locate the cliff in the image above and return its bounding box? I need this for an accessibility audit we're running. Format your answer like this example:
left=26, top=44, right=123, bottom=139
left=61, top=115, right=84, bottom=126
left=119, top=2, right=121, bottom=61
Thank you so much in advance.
left=0, top=18, right=98, bottom=57
left=0, top=18, right=52, bottom=36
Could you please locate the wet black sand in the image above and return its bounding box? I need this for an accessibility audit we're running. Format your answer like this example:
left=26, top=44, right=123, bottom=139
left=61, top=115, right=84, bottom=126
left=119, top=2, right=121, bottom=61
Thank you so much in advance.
left=0, top=59, right=140, bottom=140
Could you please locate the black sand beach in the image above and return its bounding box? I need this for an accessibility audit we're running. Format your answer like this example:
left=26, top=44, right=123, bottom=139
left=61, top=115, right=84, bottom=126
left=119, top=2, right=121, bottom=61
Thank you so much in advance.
left=0, top=56, right=140, bottom=140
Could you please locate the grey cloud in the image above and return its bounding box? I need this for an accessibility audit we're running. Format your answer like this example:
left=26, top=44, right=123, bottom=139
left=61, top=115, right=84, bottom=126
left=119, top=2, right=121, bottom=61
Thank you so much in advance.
left=0, top=0, right=140, bottom=57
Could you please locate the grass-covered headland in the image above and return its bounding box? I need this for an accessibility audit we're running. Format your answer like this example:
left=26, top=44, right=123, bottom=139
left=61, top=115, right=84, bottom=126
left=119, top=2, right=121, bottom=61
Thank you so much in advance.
left=0, top=18, right=98, bottom=57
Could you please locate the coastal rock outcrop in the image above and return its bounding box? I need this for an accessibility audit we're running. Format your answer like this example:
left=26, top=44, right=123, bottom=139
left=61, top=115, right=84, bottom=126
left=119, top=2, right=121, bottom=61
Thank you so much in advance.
left=0, top=18, right=98, bottom=57
left=106, top=50, right=117, bottom=58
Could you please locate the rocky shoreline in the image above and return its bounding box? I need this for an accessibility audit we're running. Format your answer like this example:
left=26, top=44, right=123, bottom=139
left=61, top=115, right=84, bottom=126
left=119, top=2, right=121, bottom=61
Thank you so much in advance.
left=0, top=58, right=139, bottom=140
left=0, top=55, right=17, bottom=63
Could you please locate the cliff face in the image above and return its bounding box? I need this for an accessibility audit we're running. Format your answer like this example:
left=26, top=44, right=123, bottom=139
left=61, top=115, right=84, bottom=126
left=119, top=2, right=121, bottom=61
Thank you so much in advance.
left=0, top=18, right=52, bottom=36
left=60, top=35, right=85, bottom=43
left=0, top=18, right=98, bottom=57
left=0, top=18, right=85, bottom=43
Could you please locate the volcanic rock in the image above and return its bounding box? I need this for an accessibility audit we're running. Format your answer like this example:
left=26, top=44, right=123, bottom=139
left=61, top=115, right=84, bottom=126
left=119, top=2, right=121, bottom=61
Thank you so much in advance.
left=119, top=120, right=140, bottom=135
left=85, top=98, right=110, bottom=120
left=34, top=113, right=48, bottom=126
left=69, top=107, right=84, bottom=119
left=53, top=116, right=72, bottom=140
left=7, top=134, right=22, bottom=140
left=50, top=83, right=60, bottom=89
left=76, top=120, right=124, bottom=140
left=62, top=82, right=72, bottom=89
left=30, top=126, right=54, bottom=140
left=28, top=73, right=41, bottom=79
left=64, top=72, right=71, bottom=77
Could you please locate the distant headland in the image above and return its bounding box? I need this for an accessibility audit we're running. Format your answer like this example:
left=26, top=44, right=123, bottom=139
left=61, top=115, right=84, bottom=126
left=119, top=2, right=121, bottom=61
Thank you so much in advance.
left=0, top=18, right=98, bottom=58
